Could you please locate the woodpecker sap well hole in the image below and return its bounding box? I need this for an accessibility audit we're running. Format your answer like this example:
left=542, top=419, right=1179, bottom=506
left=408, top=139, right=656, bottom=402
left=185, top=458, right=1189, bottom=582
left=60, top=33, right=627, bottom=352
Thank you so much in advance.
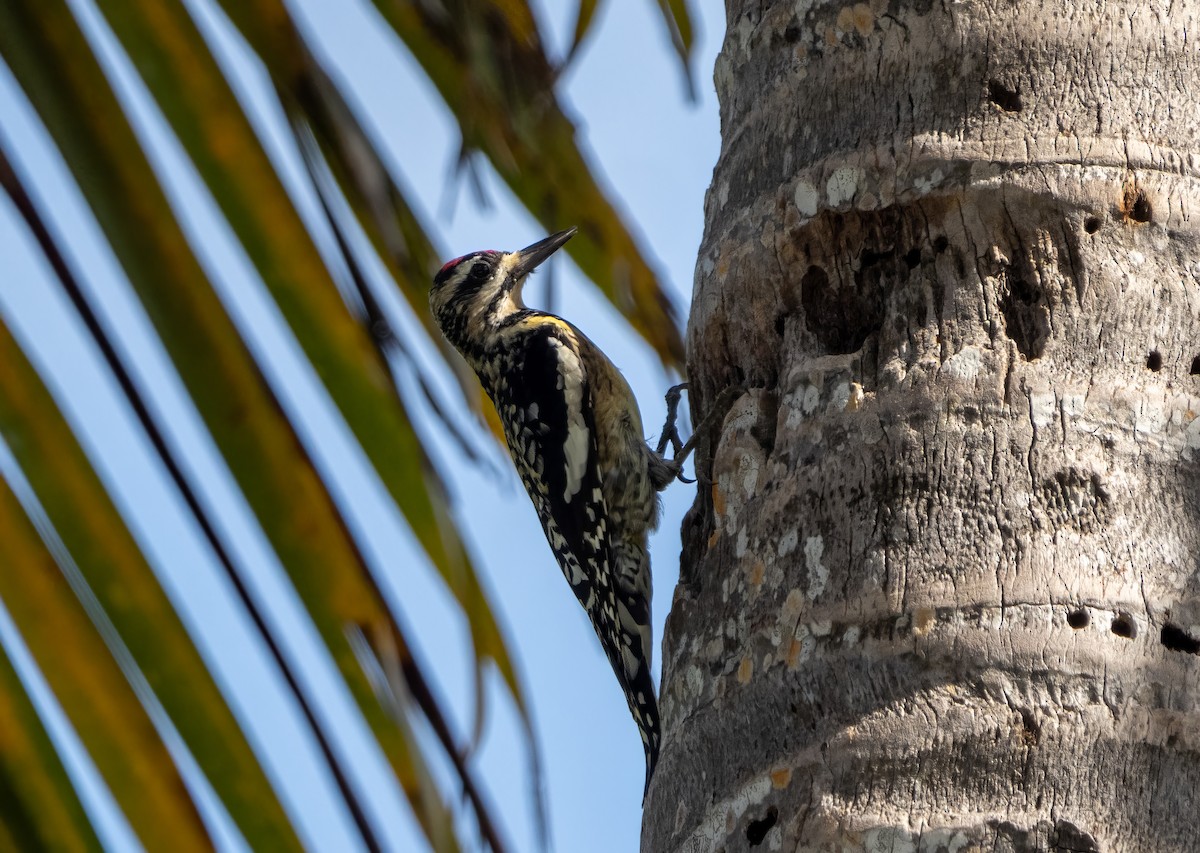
left=987, top=79, right=1023, bottom=112
left=1122, top=187, right=1153, bottom=223
left=1111, top=614, right=1137, bottom=639
left=1161, top=624, right=1200, bottom=655
left=1067, top=609, right=1090, bottom=629
left=1084, top=216, right=1102, bottom=234
left=1018, top=708, right=1041, bottom=746
left=999, top=268, right=1049, bottom=360
left=1131, top=193, right=1152, bottom=222
left=1146, top=350, right=1163, bottom=371
left=746, top=806, right=778, bottom=846
left=800, top=264, right=884, bottom=355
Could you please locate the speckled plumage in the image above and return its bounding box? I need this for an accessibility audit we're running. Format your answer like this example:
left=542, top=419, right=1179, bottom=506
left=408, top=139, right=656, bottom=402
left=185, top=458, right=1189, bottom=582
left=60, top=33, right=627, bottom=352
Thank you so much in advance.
left=430, top=229, right=671, bottom=795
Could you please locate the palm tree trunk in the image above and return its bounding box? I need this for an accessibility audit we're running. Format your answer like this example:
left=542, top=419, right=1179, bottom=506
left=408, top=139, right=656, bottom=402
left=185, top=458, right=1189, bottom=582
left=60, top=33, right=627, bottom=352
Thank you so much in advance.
left=645, top=0, right=1200, bottom=849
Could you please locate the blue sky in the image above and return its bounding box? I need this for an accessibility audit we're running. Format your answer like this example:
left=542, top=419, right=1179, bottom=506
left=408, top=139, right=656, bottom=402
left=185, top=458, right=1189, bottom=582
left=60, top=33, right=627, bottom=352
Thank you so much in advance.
left=0, top=0, right=725, bottom=849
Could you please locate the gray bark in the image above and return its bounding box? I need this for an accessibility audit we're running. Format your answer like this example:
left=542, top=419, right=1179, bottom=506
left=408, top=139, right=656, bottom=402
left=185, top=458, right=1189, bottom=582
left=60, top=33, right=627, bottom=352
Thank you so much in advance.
left=644, top=0, right=1200, bottom=850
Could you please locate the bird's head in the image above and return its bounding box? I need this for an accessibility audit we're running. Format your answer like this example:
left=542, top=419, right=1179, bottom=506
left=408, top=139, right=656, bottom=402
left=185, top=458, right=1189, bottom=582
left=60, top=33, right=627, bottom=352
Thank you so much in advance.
left=430, top=227, right=576, bottom=352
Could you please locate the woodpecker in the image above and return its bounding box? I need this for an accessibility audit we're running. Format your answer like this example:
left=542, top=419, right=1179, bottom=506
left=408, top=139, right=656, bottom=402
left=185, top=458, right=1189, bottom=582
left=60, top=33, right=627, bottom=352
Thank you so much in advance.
left=430, top=227, right=683, bottom=796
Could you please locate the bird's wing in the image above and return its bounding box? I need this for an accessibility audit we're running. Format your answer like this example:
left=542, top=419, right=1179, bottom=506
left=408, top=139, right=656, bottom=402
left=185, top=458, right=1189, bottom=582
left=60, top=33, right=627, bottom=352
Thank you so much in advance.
left=494, top=321, right=661, bottom=793
left=494, top=324, right=618, bottom=626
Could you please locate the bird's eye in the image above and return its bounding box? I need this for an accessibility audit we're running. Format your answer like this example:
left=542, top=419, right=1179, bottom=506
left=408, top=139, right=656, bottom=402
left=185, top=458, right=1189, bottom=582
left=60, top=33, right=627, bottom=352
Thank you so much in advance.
left=469, top=261, right=490, bottom=280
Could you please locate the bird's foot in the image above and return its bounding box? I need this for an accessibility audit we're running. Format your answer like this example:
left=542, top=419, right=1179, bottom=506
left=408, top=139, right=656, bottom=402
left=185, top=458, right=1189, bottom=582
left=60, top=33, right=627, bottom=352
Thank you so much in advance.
left=653, top=384, right=743, bottom=486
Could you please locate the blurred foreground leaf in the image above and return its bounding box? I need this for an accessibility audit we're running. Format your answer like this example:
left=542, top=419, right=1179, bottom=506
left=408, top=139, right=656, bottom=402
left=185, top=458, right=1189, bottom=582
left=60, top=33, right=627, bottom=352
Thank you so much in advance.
left=92, top=0, right=523, bottom=747
left=0, top=0, right=696, bottom=846
left=0, top=610, right=102, bottom=853
left=366, top=0, right=686, bottom=364
left=0, top=315, right=298, bottom=850
left=0, top=3, right=471, bottom=846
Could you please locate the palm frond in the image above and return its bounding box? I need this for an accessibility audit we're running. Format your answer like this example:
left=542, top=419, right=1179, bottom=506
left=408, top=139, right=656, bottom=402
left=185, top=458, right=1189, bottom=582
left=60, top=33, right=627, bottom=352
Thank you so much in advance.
left=0, top=0, right=696, bottom=846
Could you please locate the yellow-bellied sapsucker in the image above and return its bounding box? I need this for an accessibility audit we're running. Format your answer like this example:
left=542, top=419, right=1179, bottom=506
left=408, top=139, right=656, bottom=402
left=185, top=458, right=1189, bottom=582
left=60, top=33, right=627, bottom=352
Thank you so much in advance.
left=430, top=227, right=683, bottom=796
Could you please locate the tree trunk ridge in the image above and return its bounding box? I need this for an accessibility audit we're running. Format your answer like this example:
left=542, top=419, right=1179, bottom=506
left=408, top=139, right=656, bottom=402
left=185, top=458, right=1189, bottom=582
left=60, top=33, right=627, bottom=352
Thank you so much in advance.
left=645, top=0, right=1200, bottom=850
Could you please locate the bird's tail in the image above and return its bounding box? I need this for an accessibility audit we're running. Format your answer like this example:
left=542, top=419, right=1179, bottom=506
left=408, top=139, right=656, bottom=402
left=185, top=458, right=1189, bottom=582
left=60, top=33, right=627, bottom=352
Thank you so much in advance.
left=627, top=662, right=661, bottom=800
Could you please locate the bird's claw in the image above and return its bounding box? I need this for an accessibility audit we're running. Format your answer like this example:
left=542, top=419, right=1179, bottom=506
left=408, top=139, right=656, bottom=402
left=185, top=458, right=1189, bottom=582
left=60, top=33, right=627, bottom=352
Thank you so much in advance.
left=653, top=383, right=745, bottom=487
left=654, top=383, right=698, bottom=483
left=655, top=383, right=688, bottom=457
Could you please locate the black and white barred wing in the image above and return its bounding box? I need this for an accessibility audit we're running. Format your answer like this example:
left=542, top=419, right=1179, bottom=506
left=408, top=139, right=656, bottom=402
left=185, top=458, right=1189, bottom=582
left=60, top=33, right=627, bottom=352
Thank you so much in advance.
left=493, top=325, right=619, bottom=629
left=494, top=322, right=661, bottom=794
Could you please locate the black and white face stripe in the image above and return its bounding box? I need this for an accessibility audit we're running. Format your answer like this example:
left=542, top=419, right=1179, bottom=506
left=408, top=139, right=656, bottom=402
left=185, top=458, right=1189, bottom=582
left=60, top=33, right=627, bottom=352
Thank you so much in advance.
left=433, top=250, right=499, bottom=289
left=429, top=250, right=516, bottom=354
left=429, top=229, right=576, bottom=339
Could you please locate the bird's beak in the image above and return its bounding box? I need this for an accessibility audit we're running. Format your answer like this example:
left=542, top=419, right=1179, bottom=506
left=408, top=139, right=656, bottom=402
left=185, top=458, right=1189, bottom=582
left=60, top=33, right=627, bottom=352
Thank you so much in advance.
left=510, top=227, right=577, bottom=279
